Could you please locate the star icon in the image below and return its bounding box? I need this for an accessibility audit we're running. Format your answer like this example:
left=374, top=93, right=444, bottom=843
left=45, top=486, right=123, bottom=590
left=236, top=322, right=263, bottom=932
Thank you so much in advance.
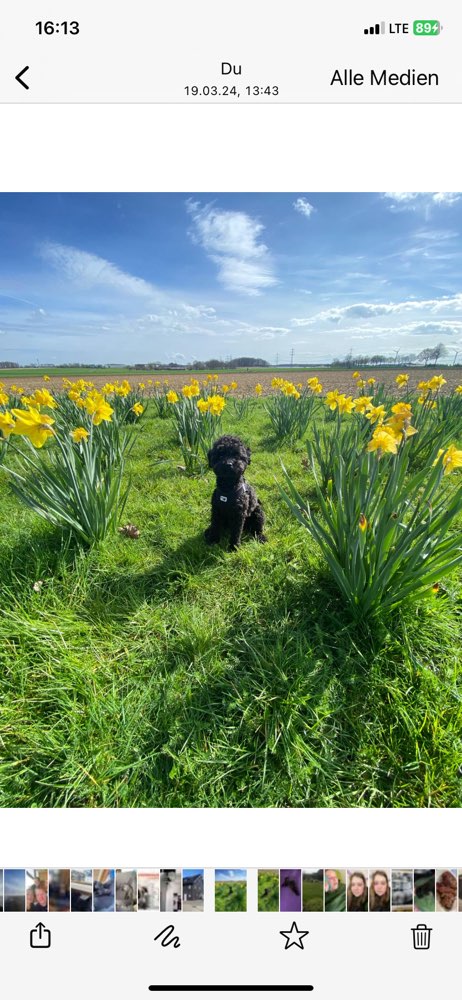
left=279, top=921, right=309, bottom=951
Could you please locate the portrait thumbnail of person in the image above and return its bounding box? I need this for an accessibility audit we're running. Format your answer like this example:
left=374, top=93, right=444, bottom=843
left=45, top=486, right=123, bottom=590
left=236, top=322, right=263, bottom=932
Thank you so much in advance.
left=347, top=871, right=368, bottom=912
left=369, top=869, right=391, bottom=912
left=324, top=869, right=346, bottom=912
left=26, top=870, right=48, bottom=912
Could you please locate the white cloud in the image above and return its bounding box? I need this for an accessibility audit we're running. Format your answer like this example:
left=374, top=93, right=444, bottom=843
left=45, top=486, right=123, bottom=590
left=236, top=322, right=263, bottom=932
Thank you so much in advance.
left=185, top=199, right=277, bottom=296
left=293, top=197, right=316, bottom=218
left=382, top=192, right=461, bottom=213
left=39, top=241, right=156, bottom=298
left=291, top=294, right=462, bottom=326
left=432, top=192, right=461, bottom=206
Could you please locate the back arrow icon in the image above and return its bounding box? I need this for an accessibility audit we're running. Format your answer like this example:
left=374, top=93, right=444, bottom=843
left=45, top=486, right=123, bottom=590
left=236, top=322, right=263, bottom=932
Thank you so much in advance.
left=15, top=66, right=30, bottom=90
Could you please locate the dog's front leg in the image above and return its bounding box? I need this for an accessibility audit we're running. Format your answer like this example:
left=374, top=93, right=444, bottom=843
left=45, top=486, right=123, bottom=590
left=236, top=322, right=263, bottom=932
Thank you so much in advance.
left=229, top=513, right=246, bottom=550
left=204, top=507, right=222, bottom=544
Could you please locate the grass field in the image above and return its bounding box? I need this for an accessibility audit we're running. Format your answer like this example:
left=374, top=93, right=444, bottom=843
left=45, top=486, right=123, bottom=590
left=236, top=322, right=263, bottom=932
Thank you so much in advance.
left=215, top=880, right=247, bottom=912
left=1, top=394, right=462, bottom=808
left=258, top=870, right=280, bottom=911
left=303, top=873, right=324, bottom=912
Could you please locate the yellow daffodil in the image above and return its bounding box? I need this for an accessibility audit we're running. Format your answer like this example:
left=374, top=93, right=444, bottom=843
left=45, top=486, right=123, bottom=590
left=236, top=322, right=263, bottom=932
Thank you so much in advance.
left=325, top=390, right=340, bottom=410
left=359, top=513, right=368, bottom=532
left=182, top=384, right=200, bottom=398
left=137, top=382, right=146, bottom=390
left=10, top=407, right=55, bottom=448
left=336, top=394, right=354, bottom=414
left=367, top=377, right=376, bottom=385
left=221, top=384, right=230, bottom=393
left=43, top=375, right=51, bottom=382
left=440, top=444, right=462, bottom=475
left=255, top=384, right=263, bottom=395
left=0, top=410, right=16, bottom=437
left=366, top=427, right=399, bottom=455
left=353, top=395, right=373, bottom=414
left=31, top=388, right=57, bottom=409
left=418, top=380, right=430, bottom=391
left=207, top=394, right=226, bottom=416
left=395, top=373, right=409, bottom=386
left=84, top=393, right=114, bottom=425
left=391, top=402, right=412, bottom=418
left=197, top=398, right=210, bottom=413
left=71, top=427, right=89, bottom=443
left=352, top=371, right=360, bottom=379
left=427, top=375, right=447, bottom=391
left=0, top=391, right=9, bottom=407
left=365, top=404, right=386, bottom=424
left=356, top=379, right=366, bottom=389
left=132, top=403, right=144, bottom=416
left=166, top=390, right=179, bottom=404
left=230, top=381, right=238, bottom=390
left=455, top=385, right=462, bottom=394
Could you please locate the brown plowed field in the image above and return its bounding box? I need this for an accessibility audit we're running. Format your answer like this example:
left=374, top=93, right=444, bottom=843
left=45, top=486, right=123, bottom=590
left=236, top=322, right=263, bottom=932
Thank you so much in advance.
left=6, top=367, right=462, bottom=397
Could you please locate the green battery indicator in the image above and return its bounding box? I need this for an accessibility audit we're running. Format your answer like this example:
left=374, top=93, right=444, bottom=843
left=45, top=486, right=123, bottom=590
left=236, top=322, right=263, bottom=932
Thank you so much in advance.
left=413, top=19, right=441, bottom=34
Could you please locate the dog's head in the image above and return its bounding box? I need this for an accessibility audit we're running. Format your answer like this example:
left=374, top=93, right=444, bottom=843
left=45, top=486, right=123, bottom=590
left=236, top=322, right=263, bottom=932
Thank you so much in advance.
left=207, top=435, right=251, bottom=481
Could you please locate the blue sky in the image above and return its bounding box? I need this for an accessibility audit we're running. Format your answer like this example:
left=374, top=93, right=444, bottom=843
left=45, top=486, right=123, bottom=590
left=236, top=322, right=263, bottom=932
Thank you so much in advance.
left=1, top=192, right=461, bottom=365
left=215, top=869, right=247, bottom=881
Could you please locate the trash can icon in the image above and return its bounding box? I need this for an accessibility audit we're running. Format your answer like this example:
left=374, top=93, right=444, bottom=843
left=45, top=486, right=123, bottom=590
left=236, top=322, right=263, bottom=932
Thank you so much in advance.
left=412, top=923, right=432, bottom=950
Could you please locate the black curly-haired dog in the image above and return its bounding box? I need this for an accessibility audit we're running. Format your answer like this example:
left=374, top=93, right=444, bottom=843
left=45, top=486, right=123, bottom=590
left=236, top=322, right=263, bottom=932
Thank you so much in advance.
left=204, top=434, right=267, bottom=550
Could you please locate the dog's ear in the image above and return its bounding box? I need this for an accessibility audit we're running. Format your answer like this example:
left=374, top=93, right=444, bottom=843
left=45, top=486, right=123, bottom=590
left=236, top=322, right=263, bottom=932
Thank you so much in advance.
left=245, top=446, right=251, bottom=465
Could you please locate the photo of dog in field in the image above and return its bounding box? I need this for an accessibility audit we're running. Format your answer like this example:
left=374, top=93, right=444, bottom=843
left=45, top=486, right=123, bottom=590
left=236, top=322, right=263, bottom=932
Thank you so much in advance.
left=204, top=435, right=267, bottom=550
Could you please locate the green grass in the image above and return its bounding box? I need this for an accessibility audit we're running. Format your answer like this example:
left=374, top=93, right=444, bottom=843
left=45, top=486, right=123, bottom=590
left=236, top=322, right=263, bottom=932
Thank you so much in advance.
left=215, top=881, right=247, bottom=912
left=258, top=870, right=279, bottom=911
left=0, top=404, right=461, bottom=807
left=303, top=873, right=324, bottom=912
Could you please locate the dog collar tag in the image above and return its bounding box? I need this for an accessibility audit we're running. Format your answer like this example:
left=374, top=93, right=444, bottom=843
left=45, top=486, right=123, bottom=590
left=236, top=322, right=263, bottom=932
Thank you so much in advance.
left=219, top=495, right=228, bottom=502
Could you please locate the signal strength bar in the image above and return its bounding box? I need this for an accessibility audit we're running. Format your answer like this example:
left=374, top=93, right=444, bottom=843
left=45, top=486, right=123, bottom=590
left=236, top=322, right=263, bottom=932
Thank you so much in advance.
left=364, top=22, right=386, bottom=34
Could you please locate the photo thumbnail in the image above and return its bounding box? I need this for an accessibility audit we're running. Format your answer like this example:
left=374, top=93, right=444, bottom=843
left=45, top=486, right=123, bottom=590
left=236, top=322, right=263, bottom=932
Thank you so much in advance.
left=182, top=869, right=204, bottom=912
left=116, top=869, right=137, bottom=912
left=26, top=870, right=48, bottom=912
left=302, top=870, right=324, bottom=912
left=49, top=869, right=70, bottom=912
left=392, top=870, right=413, bottom=912
left=4, top=870, right=25, bottom=912
left=138, top=870, right=160, bottom=911
left=347, top=870, right=368, bottom=912
left=71, top=869, right=93, bottom=911
left=258, top=869, right=279, bottom=912
left=369, top=869, right=391, bottom=912
left=215, top=870, right=247, bottom=912
left=414, top=870, right=435, bottom=913
left=435, top=869, right=458, bottom=912
left=93, top=869, right=115, bottom=912
left=324, top=870, right=346, bottom=912
left=0, top=192, right=461, bottom=809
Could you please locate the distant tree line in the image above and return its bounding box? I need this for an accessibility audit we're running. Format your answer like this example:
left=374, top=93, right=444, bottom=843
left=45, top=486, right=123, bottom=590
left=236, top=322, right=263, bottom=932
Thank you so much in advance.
left=331, top=343, right=452, bottom=367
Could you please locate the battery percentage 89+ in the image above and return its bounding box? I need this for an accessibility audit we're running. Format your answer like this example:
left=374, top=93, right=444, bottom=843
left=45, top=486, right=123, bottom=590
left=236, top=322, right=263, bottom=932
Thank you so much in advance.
left=413, top=20, right=441, bottom=35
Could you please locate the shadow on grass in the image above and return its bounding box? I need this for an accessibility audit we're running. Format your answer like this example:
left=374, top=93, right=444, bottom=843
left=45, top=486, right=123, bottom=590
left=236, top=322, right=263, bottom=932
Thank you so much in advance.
left=0, top=522, right=81, bottom=596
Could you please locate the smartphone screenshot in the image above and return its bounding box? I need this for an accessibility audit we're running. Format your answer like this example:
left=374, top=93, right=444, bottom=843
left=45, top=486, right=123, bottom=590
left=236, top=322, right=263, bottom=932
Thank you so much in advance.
left=0, top=3, right=461, bottom=997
